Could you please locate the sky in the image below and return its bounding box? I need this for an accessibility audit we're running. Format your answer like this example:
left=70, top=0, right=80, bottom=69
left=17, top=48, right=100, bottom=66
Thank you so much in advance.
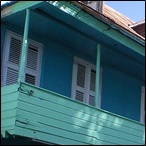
left=105, top=1, right=145, bottom=23
left=1, top=1, right=145, bottom=23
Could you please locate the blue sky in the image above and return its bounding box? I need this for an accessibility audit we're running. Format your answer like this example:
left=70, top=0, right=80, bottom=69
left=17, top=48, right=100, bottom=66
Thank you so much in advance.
left=1, top=1, right=145, bottom=22
left=105, top=1, right=145, bottom=22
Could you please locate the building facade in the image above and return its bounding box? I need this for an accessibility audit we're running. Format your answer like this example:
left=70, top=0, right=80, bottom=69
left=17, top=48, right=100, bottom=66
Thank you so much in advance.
left=1, top=1, right=145, bottom=145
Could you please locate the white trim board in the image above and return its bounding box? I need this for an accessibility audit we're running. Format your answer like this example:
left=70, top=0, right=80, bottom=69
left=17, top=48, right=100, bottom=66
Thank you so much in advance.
left=140, top=86, right=145, bottom=124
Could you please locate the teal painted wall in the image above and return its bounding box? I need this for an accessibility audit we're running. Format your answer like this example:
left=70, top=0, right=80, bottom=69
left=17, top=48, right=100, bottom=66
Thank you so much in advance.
left=101, top=66, right=143, bottom=121
left=1, top=24, right=144, bottom=122
left=40, top=42, right=144, bottom=122
left=1, top=23, right=7, bottom=64
left=40, top=40, right=97, bottom=97
left=101, top=47, right=144, bottom=82
left=40, top=41, right=74, bottom=97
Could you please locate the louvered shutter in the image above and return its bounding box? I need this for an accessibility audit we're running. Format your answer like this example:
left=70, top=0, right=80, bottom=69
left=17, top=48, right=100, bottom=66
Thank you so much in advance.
left=75, top=64, right=86, bottom=102
left=25, top=44, right=40, bottom=85
left=89, top=70, right=96, bottom=106
left=141, top=86, right=145, bottom=124
left=72, top=57, right=102, bottom=107
left=5, top=36, right=22, bottom=85
left=3, top=31, right=42, bottom=86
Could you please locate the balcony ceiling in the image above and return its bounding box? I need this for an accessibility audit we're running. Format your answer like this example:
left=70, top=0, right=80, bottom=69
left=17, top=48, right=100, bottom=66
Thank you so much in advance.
left=2, top=2, right=145, bottom=64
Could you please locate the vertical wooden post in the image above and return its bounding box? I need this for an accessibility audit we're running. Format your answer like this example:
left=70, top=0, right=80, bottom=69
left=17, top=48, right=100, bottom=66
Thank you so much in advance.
left=18, top=9, right=30, bottom=83
left=95, top=44, right=101, bottom=107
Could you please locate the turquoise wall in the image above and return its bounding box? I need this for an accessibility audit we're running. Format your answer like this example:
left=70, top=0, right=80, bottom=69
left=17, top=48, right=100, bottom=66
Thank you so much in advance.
left=101, top=66, right=143, bottom=121
left=40, top=40, right=97, bottom=97
left=1, top=24, right=6, bottom=63
left=40, top=40, right=144, bottom=122
left=40, top=41, right=74, bottom=97
left=1, top=25, right=144, bottom=122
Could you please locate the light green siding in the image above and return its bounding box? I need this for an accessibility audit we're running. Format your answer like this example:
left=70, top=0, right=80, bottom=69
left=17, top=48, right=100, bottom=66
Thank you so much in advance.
left=1, top=84, right=19, bottom=137
left=1, top=82, right=145, bottom=144
left=13, top=82, right=145, bottom=145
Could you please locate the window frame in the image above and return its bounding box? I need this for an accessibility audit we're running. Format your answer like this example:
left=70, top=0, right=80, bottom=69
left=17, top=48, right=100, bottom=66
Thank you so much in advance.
left=140, top=86, right=145, bottom=124
left=71, top=56, right=102, bottom=108
left=1, top=30, right=43, bottom=87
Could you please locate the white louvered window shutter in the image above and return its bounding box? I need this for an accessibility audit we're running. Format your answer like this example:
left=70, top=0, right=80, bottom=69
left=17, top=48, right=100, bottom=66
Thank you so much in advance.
left=2, top=31, right=42, bottom=86
left=89, top=70, right=96, bottom=106
left=25, top=44, right=40, bottom=85
left=140, top=86, right=145, bottom=124
left=72, top=57, right=102, bottom=108
left=5, top=34, right=22, bottom=86
left=75, top=64, right=86, bottom=102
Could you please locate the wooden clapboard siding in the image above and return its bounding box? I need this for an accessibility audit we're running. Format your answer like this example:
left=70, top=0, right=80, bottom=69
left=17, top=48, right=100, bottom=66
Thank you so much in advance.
left=14, top=126, right=91, bottom=145
left=16, top=95, right=98, bottom=145
left=1, top=83, right=18, bottom=95
left=13, top=82, right=145, bottom=145
left=1, top=84, right=19, bottom=137
left=1, top=82, right=145, bottom=144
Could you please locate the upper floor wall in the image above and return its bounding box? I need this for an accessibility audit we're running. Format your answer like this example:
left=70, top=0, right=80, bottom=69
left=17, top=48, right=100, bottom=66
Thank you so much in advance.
left=1, top=22, right=145, bottom=123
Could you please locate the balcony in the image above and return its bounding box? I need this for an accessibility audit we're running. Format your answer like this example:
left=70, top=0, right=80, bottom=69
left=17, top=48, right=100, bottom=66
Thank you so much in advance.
left=1, top=82, right=145, bottom=145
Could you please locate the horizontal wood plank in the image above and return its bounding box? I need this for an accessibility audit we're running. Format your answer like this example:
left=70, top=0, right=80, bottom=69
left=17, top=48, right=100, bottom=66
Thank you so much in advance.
left=1, top=84, right=18, bottom=95
left=17, top=94, right=144, bottom=145
left=1, top=92, right=18, bottom=103
left=1, top=117, right=16, bottom=128
left=1, top=109, right=17, bottom=119
left=19, top=83, right=144, bottom=132
left=2, top=101, right=18, bottom=111
left=14, top=126, right=89, bottom=145
left=2, top=82, right=144, bottom=144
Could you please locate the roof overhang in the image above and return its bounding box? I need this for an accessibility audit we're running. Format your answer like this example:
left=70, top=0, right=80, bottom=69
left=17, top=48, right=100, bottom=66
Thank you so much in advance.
left=1, top=1, right=46, bottom=18
left=1, top=1, right=145, bottom=57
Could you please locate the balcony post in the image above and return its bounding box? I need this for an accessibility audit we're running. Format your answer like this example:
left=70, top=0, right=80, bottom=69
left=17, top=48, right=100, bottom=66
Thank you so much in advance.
left=95, top=44, right=101, bottom=107
left=18, top=9, right=30, bottom=84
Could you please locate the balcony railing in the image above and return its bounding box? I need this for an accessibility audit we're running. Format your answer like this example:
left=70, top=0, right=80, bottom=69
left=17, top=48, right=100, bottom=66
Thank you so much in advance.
left=1, top=82, right=145, bottom=145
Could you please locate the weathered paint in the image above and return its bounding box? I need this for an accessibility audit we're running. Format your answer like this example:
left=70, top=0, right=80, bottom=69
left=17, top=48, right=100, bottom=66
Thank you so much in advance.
left=101, top=67, right=143, bottom=121
left=1, top=82, right=144, bottom=145
left=95, top=44, right=101, bottom=108
left=18, top=9, right=30, bottom=83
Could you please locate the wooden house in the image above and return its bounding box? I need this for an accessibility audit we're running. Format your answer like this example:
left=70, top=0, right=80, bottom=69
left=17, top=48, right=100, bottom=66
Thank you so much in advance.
left=1, top=1, right=145, bottom=145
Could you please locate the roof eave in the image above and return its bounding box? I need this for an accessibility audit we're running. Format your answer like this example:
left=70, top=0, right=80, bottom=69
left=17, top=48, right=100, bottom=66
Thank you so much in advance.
left=1, top=1, right=145, bottom=56
left=70, top=1, right=145, bottom=45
